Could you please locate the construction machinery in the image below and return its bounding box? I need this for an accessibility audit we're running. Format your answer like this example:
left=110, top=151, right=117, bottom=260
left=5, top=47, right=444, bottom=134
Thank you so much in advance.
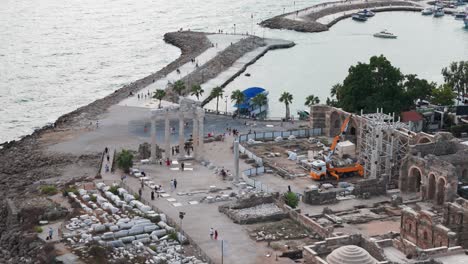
left=310, top=115, right=364, bottom=181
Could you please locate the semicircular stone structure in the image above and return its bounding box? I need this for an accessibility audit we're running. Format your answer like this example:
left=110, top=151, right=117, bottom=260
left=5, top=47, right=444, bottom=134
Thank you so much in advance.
left=326, top=245, right=378, bottom=264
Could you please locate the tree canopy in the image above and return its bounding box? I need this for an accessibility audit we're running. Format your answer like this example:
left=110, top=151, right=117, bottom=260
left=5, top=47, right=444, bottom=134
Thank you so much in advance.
left=279, top=92, right=293, bottom=120
left=173, top=80, right=186, bottom=96
left=251, top=93, right=268, bottom=117
left=190, top=84, right=204, bottom=100
left=210, top=86, right=224, bottom=113
left=431, top=84, right=455, bottom=106
left=231, top=90, right=245, bottom=115
left=153, top=89, right=166, bottom=109
left=442, top=61, right=468, bottom=102
left=116, top=149, right=133, bottom=173
left=305, top=94, right=320, bottom=107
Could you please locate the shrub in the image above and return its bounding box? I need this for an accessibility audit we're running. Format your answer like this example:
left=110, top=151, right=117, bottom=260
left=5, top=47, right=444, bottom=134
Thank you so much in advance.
left=90, top=195, right=97, bottom=202
left=109, top=185, right=119, bottom=195
left=133, top=194, right=140, bottom=200
left=40, top=185, right=58, bottom=196
left=283, top=191, right=299, bottom=209
left=116, top=149, right=134, bottom=173
left=35, top=226, right=43, bottom=233
left=62, top=186, right=78, bottom=197
left=450, top=124, right=468, bottom=137
left=168, top=230, right=178, bottom=241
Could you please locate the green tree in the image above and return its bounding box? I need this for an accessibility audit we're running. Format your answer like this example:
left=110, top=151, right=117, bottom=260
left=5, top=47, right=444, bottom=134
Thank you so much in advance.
left=210, top=86, right=224, bottom=114
left=404, top=74, right=436, bottom=103
left=116, top=149, right=134, bottom=173
left=331, top=55, right=412, bottom=114
left=173, top=80, right=186, bottom=96
left=304, top=94, right=320, bottom=108
left=153, top=89, right=166, bottom=109
left=442, top=61, right=468, bottom=104
left=283, top=191, right=299, bottom=208
left=230, top=89, right=245, bottom=116
left=279, top=92, right=293, bottom=120
left=431, top=84, right=455, bottom=106
left=330, top=83, right=342, bottom=101
left=190, top=84, right=204, bottom=100
left=251, top=93, right=268, bottom=118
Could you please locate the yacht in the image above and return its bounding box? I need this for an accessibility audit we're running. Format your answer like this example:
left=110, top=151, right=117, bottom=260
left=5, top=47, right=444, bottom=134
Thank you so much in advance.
left=373, top=30, right=397, bottom=39
left=454, top=10, right=467, bottom=19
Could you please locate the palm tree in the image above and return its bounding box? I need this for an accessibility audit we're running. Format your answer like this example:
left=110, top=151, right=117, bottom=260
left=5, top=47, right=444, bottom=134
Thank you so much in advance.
left=251, top=93, right=268, bottom=118
left=279, top=92, right=293, bottom=120
left=153, top=89, right=166, bottom=109
left=330, top=83, right=342, bottom=100
left=190, top=84, right=204, bottom=100
left=210, top=86, right=224, bottom=114
left=230, top=89, right=245, bottom=116
left=305, top=95, right=320, bottom=108
left=173, top=80, right=186, bottom=96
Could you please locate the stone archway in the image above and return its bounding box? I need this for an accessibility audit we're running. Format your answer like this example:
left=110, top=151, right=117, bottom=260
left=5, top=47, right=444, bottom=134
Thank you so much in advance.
left=461, top=169, right=468, bottom=183
left=417, top=136, right=432, bottom=144
left=427, top=174, right=436, bottom=200
left=436, top=177, right=446, bottom=205
left=408, top=167, right=422, bottom=192
left=330, top=111, right=341, bottom=137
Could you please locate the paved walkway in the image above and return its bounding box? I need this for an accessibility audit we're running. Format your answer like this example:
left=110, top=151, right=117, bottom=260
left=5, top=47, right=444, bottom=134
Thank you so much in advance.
left=99, top=146, right=115, bottom=176
left=101, top=135, right=294, bottom=264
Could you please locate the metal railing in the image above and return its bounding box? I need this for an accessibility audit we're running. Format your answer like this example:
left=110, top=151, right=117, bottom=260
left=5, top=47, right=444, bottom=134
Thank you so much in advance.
left=238, top=128, right=322, bottom=142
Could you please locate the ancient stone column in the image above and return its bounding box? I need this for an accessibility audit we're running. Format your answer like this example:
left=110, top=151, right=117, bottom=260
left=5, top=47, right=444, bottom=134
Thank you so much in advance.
left=234, top=140, right=240, bottom=183
left=178, top=113, right=185, bottom=158
left=197, top=108, right=205, bottom=161
left=150, top=118, right=157, bottom=163
left=164, top=111, right=171, bottom=159
left=192, top=118, right=199, bottom=160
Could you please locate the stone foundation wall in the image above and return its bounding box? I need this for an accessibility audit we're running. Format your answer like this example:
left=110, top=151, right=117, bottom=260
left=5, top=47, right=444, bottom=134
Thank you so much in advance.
left=303, top=189, right=337, bottom=205
left=352, top=179, right=387, bottom=197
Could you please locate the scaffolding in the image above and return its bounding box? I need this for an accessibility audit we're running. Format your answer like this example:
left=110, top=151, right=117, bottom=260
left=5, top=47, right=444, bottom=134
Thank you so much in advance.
left=358, top=108, right=410, bottom=185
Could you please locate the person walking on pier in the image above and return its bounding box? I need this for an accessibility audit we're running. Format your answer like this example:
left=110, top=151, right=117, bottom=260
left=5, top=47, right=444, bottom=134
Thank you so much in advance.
left=214, top=230, right=218, bottom=240
left=151, top=190, right=155, bottom=200
left=174, top=179, right=178, bottom=189
left=180, top=162, right=185, bottom=171
left=138, top=188, right=142, bottom=199
left=47, top=227, right=54, bottom=240
left=210, top=228, right=214, bottom=239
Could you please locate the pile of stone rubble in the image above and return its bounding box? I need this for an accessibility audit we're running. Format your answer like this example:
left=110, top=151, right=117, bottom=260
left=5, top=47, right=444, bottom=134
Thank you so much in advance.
left=64, top=182, right=207, bottom=264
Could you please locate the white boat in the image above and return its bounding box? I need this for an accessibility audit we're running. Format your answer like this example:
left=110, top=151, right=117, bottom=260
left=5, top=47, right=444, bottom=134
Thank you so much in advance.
left=358, top=9, right=375, bottom=17
left=434, top=8, right=445, bottom=17
left=421, top=7, right=433, bottom=15
left=373, top=30, right=397, bottom=39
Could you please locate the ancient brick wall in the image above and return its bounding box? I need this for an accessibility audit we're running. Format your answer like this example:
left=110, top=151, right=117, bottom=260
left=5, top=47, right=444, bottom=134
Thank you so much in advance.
left=303, top=189, right=337, bottom=205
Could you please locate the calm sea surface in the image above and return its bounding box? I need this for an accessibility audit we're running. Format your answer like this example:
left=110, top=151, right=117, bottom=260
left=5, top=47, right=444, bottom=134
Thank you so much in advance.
left=1, top=0, right=467, bottom=142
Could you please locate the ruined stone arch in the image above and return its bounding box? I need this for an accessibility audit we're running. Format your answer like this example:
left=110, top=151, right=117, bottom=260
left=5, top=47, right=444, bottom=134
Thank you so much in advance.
left=461, top=168, right=468, bottom=183
left=417, top=136, right=432, bottom=144
left=408, top=166, right=423, bottom=193
left=427, top=173, right=436, bottom=200
left=436, top=177, right=446, bottom=205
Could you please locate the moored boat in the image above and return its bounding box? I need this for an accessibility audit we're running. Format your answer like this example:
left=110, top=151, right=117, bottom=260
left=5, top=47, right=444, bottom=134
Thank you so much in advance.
left=421, top=7, right=434, bottom=15
left=352, top=13, right=368, bottom=21
left=433, top=8, right=445, bottom=17
left=358, top=9, right=375, bottom=17
left=373, top=30, right=397, bottom=39
left=454, top=11, right=467, bottom=19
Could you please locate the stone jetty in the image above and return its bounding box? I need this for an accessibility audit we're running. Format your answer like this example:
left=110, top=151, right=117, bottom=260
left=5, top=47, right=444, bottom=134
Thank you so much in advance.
left=260, top=0, right=422, bottom=33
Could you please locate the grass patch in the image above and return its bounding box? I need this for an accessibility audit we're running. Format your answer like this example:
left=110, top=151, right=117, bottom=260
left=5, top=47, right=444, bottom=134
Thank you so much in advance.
left=168, top=231, right=178, bottom=242
left=40, top=185, right=58, bottom=196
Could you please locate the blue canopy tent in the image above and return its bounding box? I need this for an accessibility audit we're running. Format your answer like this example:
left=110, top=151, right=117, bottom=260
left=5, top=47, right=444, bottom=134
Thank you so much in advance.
left=234, top=87, right=268, bottom=117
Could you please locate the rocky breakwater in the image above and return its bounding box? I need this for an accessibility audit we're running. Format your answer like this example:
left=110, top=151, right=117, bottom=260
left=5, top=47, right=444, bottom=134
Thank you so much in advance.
left=260, top=0, right=420, bottom=33
left=0, top=31, right=211, bottom=263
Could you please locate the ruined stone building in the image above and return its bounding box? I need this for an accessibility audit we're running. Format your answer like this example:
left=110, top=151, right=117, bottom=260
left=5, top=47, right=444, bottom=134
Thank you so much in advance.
left=400, top=133, right=468, bottom=205
left=400, top=198, right=468, bottom=249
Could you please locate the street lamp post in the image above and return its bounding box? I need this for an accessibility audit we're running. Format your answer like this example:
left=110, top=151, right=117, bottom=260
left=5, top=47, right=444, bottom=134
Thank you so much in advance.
left=225, top=95, right=228, bottom=115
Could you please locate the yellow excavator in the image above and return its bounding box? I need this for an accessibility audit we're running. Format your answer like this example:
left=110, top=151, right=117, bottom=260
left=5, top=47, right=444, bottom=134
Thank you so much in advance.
left=310, top=115, right=364, bottom=181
